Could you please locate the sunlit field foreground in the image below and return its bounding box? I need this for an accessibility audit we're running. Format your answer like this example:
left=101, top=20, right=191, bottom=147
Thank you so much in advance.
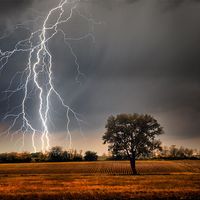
left=0, top=160, right=199, bottom=200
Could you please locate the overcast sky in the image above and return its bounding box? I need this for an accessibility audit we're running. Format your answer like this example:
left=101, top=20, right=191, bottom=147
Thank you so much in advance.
left=0, top=0, right=200, bottom=154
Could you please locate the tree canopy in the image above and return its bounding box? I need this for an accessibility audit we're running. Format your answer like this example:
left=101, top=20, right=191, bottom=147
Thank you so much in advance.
left=84, top=151, right=98, bottom=161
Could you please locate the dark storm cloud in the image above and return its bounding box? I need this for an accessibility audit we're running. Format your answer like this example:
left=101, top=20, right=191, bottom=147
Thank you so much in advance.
left=0, top=0, right=35, bottom=33
left=79, top=0, right=200, bottom=139
left=0, top=0, right=200, bottom=150
left=160, top=0, right=186, bottom=10
left=0, top=0, right=32, bottom=8
left=160, top=0, right=200, bottom=11
left=0, top=0, right=33, bottom=15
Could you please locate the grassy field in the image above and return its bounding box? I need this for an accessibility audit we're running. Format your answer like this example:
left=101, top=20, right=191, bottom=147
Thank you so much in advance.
left=0, top=160, right=199, bottom=199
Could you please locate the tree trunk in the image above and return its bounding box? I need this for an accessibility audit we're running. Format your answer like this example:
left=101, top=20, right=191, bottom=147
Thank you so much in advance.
left=130, top=157, right=137, bottom=175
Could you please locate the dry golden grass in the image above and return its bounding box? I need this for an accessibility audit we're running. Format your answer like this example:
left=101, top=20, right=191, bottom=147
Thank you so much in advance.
left=0, top=160, right=199, bottom=199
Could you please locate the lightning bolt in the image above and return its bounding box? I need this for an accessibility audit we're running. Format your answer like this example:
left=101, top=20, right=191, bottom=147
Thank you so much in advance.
left=0, top=0, right=99, bottom=152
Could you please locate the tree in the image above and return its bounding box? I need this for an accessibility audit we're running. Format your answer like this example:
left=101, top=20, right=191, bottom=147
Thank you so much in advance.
left=19, top=152, right=32, bottom=162
left=48, top=146, right=63, bottom=162
left=84, top=151, right=98, bottom=161
left=31, top=152, right=47, bottom=162
left=102, top=113, right=163, bottom=175
left=62, top=151, right=70, bottom=161
left=169, top=145, right=179, bottom=158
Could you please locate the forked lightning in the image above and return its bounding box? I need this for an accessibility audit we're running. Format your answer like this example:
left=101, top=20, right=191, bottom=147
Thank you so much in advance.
left=0, top=0, right=97, bottom=152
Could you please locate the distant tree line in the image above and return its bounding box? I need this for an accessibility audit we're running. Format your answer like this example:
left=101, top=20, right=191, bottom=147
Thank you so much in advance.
left=155, top=145, right=200, bottom=160
left=0, top=147, right=98, bottom=163
left=0, top=145, right=199, bottom=163
left=105, top=145, right=200, bottom=160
